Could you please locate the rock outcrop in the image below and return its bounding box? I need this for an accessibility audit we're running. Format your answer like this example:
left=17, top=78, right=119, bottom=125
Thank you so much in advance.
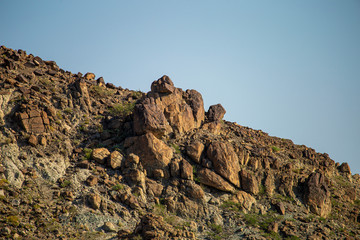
left=0, top=46, right=358, bottom=240
left=304, top=172, right=332, bottom=218
left=206, top=141, right=240, bottom=187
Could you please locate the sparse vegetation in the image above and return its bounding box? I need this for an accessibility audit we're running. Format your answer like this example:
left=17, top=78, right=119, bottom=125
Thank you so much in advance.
left=271, top=146, right=281, bottom=152
left=90, top=85, right=116, bottom=98
left=6, top=215, right=20, bottom=227
left=221, top=200, right=242, bottom=211
left=171, top=143, right=181, bottom=154
left=60, top=180, right=71, bottom=188
left=83, top=148, right=92, bottom=160
left=112, top=184, right=123, bottom=191
left=109, top=102, right=135, bottom=117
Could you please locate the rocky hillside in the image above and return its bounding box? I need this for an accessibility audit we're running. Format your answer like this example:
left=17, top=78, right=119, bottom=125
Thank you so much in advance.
left=0, top=45, right=359, bottom=240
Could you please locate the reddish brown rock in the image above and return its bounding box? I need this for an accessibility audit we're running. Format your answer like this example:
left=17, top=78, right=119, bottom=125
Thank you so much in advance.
left=108, top=151, right=123, bottom=169
left=133, top=100, right=172, bottom=138
left=146, top=179, right=163, bottom=197
left=180, top=159, right=193, bottom=180
left=184, top=89, right=205, bottom=127
left=84, top=72, right=95, bottom=80
left=201, top=121, right=222, bottom=134
left=92, top=148, right=110, bottom=164
left=186, top=141, right=204, bottom=163
left=28, top=134, right=38, bottom=146
left=126, top=133, right=173, bottom=177
left=240, top=169, right=259, bottom=195
left=198, top=168, right=235, bottom=192
left=207, top=104, right=226, bottom=122
left=339, top=162, right=351, bottom=174
left=164, top=100, right=196, bottom=134
left=124, top=153, right=140, bottom=168
left=231, top=190, right=256, bottom=212
left=87, top=193, right=101, bottom=210
left=304, top=172, right=332, bottom=218
left=86, top=175, right=98, bottom=186
left=151, top=75, right=175, bottom=94
left=183, top=180, right=204, bottom=200
left=207, top=141, right=240, bottom=187
left=17, top=108, right=49, bottom=134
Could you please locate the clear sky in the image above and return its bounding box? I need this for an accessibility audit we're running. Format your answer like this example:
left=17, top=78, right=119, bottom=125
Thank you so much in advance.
left=1, top=1, right=359, bottom=173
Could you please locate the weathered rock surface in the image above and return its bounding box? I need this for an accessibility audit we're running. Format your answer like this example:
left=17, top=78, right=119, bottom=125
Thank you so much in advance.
left=207, top=141, right=240, bottom=187
left=134, top=75, right=205, bottom=136
left=92, top=148, right=110, bottom=164
left=240, top=169, right=259, bottom=195
left=0, top=46, right=358, bottom=240
left=198, top=168, right=235, bottom=192
left=207, top=103, right=226, bottom=122
left=126, top=133, right=173, bottom=177
left=231, top=190, right=256, bottom=212
left=304, top=172, right=332, bottom=218
left=133, top=100, right=172, bottom=138
left=186, top=140, right=204, bottom=163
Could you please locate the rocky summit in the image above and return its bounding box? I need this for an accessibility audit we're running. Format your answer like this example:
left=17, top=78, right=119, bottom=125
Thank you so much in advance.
left=0, top=45, right=359, bottom=240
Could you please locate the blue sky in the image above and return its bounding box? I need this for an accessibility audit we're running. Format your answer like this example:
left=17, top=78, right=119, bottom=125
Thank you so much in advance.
left=1, top=1, right=360, bottom=173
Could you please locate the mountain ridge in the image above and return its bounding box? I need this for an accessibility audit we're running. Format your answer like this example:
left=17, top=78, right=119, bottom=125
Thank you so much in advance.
left=0, top=45, right=359, bottom=239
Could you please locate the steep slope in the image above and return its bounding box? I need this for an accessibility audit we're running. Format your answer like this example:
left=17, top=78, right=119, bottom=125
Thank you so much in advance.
left=0, top=45, right=359, bottom=240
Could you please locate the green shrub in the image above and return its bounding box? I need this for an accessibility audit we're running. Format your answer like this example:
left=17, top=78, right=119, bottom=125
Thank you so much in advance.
left=244, top=214, right=258, bottom=226
left=60, top=180, right=71, bottom=188
left=64, top=108, right=73, bottom=114
left=6, top=215, right=20, bottom=227
left=109, top=102, right=135, bottom=117
left=209, top=223, right=222, bottom=234
left=171, top=144, right=181, bottom=154
left=271, top=146, right=280, bottom=152
left=112, top=184, right=123, bottom=191
left=221, top=200, right=242, bottom=211
left=83, top=148, right=92, bottom=160
left=90, top=85, right=115, bottom=98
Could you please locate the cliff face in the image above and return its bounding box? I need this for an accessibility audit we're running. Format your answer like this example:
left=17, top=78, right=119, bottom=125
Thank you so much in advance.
left=0, top=45, right=359, bottom=240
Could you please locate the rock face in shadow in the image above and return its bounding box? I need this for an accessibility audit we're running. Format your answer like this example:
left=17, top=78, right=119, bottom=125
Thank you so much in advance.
left=304, top=172, right=332, bottom=218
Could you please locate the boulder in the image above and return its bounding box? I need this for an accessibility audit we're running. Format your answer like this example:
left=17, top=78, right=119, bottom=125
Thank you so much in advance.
left=84, top=72, right=95, bottom=80
left=207, top=141, right=240, bottom=187
left=240, top=169, right=259, bottom=195
left=186, top=141, right=204, bottom=163
left=133, top=100, right=172, bottom=138
left=87, top=193, right=101, bottom=210
left=134, top=76, right=206, bottom=137
left=184, top=89, right=205, bottom=127
left=28, top=134, right=38, bottom=146
left=207, top=104, right=226, bottom=122
left=125, top=153, right=140, bottom=168
left=183, top=180, right=205, bottom=200
left=339, top=162, right=351, bottom=174
left=164, top=100, right=196, bottom=134
left=146, top=178, right=163, bottom=197
left=108, top=151, right=123, bottom=169
left=231, top=190, right=256, bottom=212
left=102, top=222, right=117, bottom=232
left=201, top=121, right=222, bottom=134
left=198, top=168, right=235, bottom=192
left=17, top=108, right=49, bottom=134
left=126, top=133, right=173, bottom=177
left=180, top=159, right=193, bottom=180
left=92, top=148, right=110, bottom=164
left=304, top=172, right=332, bottom=218
left=151, top=75, right=175, bottom=94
